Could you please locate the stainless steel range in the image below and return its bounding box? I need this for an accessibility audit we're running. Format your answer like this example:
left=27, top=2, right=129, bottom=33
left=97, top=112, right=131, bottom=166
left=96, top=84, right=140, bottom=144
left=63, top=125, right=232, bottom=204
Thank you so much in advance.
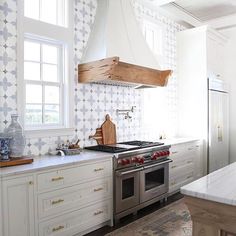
left=85, top=140, right=171, bottom=222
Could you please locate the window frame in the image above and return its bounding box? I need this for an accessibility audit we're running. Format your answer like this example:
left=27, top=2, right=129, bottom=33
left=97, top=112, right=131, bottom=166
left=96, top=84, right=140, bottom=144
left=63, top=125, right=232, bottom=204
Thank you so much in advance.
left=17, top=0, right=74, bottom=138
left=24, top=37, right=64, bottom=128
left=142, top=17, right=166, bottom=67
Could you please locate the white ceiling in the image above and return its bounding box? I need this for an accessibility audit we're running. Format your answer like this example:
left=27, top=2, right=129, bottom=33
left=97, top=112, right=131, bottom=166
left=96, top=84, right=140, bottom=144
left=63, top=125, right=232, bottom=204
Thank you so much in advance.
left=173, top=0, right=236, bottom=21
left=147, top=0, right=236, bottom=30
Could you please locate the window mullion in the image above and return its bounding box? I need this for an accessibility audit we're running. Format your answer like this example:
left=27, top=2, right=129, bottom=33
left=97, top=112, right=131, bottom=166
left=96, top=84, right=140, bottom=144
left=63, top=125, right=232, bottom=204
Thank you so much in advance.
left=39, top=0, right=42, bottom=22
left=40, top=42, right=44, bottom=124
left=42, top=83, right=45, bottom=124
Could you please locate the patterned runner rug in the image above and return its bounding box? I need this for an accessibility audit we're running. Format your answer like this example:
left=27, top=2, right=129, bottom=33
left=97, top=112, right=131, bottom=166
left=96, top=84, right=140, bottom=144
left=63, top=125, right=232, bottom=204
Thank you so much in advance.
left=106, top=199, right=192, bottom=236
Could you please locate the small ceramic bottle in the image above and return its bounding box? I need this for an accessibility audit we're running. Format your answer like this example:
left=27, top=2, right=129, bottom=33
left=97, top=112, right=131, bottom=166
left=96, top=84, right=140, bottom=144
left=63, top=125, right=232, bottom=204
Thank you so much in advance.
left=5, top=114, right=26, bottom=158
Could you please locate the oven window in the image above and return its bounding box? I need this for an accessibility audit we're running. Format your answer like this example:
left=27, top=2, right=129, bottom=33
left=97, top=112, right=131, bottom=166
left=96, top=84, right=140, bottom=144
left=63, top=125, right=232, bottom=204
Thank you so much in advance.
left=145, top=168, right=164, bottom=191
left=122, top=177, right=134, bottom=199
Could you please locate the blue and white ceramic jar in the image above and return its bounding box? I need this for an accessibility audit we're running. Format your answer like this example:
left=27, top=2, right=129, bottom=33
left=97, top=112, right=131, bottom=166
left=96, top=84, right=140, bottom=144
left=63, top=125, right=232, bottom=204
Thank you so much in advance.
left=0, top=137, right=11, bottom=160
left=5, top=114, right=26, bottom=158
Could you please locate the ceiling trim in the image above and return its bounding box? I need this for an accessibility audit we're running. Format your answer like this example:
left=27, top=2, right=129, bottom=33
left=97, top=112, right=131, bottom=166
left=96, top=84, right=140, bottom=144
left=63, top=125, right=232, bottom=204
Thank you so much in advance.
left=205, top=13, right=236, bottom=30
left=162, top=3, right=202, bottom=27
left=149, top=0, right=175, bottom=6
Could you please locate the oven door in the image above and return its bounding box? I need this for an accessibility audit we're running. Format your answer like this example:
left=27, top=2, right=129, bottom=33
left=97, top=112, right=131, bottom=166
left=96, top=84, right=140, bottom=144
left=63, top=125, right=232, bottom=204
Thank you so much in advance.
left=115, top=167, right=142, bottom=214
left=140, top=159, right=171, bottom=203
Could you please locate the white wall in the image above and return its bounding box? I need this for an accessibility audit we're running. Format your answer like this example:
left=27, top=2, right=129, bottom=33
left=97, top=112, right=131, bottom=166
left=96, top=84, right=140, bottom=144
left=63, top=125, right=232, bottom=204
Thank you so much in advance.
left=220, top=28, right=236, bottom=163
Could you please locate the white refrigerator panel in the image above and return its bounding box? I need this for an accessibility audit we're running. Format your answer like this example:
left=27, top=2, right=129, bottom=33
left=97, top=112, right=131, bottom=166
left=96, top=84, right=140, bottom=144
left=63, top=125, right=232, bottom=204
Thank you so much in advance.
left=209, top=90, right=229, bottom=173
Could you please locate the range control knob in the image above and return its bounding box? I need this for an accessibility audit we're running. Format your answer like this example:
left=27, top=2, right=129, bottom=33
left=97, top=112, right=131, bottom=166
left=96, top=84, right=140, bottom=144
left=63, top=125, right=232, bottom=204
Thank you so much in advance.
left=151, top=154, right=157, bottom=160
left=138, top=157, right=144, bottom=164
left=119, top=159, right=127, bottom=165
left=131, top=157, right=138, bottom=163
left=155, top=152, right=160, bottom=157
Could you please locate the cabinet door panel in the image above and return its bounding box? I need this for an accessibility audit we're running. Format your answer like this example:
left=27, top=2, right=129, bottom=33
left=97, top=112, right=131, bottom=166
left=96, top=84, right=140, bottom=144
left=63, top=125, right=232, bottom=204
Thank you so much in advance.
left=2, top=176, right=34, bottom=236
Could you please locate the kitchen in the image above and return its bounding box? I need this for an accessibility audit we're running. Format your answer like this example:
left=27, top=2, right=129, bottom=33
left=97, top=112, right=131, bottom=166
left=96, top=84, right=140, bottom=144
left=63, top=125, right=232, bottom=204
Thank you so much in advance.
left=0, top=0, right=236, bottom=235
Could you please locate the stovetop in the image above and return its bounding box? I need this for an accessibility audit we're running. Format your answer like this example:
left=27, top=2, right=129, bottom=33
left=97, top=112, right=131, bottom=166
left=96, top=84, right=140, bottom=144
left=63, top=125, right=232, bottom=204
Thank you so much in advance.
left=84, top=140, right=164, bottom=153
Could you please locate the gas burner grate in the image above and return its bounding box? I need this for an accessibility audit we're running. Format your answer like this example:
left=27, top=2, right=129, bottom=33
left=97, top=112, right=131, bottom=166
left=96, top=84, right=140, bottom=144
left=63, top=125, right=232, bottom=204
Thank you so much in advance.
left=119, top=140, right=164, bottom=147
left=84, top=145, right=127, bottom=153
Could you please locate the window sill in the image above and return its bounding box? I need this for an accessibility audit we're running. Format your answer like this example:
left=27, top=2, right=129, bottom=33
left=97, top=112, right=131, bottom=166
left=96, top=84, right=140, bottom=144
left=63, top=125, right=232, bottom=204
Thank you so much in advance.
left=24, top=127, right=75, bottom=138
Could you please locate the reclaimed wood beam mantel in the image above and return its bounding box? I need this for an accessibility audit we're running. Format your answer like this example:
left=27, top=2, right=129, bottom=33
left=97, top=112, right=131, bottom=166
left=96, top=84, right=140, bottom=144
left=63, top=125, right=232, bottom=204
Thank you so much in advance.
left=78, top=57, right=172, bottom=88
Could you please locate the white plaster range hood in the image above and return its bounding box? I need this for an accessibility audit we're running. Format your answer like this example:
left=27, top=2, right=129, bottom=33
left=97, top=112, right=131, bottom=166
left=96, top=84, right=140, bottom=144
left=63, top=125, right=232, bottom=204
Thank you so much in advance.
left=78, top=0, right=172, bottom=88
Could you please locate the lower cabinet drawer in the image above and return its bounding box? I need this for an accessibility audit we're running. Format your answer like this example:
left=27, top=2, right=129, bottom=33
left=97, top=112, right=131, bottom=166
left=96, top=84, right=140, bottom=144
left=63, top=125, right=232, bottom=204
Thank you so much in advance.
left=38, top=178, right=112, bottom=219
left=169, top=168, right=194, bottom=193
left=38, top=200, right=111, bottom=236
left=37, top=160, right=111, bottom=192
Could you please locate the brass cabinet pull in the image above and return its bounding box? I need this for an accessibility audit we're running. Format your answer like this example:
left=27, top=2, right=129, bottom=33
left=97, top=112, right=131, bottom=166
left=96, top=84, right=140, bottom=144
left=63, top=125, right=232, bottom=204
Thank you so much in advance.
left=51, top=199, right=64, bottom=205
left=94, top=168, right=104, bottom=172
left=172, top=151, right=178, bottom=154
left=51, top=176, right=64, bottom=182
left=187, top=176, right=192, bottom=179
left=29, top=181, right=34, bottom=185
left=94, top=187, right=103, bottom=192
left=171, top=165, right=177, bottom=169
left=52, top=225, right=64, bottom=232
left=94, top=210, right=103, bottom=216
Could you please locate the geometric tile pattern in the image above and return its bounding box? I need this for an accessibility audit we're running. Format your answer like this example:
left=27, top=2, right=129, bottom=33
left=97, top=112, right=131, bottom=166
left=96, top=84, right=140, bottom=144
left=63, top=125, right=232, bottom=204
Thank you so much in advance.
left=0, top=0, right=185, bottom=155
left=133, top=1, right=186, bottom=139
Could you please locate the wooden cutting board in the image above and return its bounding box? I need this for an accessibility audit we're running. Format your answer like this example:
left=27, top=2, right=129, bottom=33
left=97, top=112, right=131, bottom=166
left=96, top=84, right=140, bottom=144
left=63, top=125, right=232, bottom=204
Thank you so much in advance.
left=0, top=157, right=33, bottom=168
left=101, top=114, right=116, bottom=145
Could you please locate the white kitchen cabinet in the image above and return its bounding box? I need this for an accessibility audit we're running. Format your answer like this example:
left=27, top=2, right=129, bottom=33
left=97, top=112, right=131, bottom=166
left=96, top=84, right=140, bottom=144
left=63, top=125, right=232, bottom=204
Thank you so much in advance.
left=38, top=199, right=111, bottom=236
left=177, top=26, right=227, bottom=173
left=1, top=158, right=113, bottom=236
left=37, top=177, right=112, bottom=219
left=168, top=141, right=202, bottom=195
left=37, top=160, right=111, bottom=192
left=0, top=180, right=3, bottom=236
left=2, top=175, right=35, bottom=236
left=36, top=159, right=113, bottom=236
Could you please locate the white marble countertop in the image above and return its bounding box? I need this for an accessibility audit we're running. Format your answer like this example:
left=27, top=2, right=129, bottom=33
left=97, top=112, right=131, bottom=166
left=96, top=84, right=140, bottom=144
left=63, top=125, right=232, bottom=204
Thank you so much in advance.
left=161, top=137, right=200, bottom=145
left=181, top=162, right=236, bottom=206
left=0, top=137, right=199, bottom=178
left=0, top=150, right=113, bottom=178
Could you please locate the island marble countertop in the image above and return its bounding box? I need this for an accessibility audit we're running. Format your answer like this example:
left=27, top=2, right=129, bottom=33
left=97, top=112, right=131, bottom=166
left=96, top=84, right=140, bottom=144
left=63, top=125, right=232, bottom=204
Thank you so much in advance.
left=0, top=150, right=113, bottom=178
left=181, top=162, right=236, bottom=206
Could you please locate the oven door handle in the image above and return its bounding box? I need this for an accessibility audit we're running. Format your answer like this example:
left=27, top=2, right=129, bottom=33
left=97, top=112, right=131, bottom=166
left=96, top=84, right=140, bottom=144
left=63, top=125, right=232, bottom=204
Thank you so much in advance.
left=116, top=167, right=144, bottom=176
left=143, top=159, right=173, bottom=170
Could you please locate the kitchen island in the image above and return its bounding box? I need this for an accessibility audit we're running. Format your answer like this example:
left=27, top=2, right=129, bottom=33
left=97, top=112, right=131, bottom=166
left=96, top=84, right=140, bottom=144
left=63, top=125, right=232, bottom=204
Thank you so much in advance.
left=181, top=162, right=236, bottom=236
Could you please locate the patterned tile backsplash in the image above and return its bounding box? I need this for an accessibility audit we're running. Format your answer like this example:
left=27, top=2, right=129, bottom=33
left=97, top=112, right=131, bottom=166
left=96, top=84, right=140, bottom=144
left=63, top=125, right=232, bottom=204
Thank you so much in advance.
left=0, top=0, right=184, bottom=156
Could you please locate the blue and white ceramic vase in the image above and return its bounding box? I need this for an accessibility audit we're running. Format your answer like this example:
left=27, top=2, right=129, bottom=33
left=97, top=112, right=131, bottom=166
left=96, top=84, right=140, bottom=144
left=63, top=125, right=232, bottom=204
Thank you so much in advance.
left=5, top=114, right=25, bottom=158
left=0, top=137, right=11, bottom=160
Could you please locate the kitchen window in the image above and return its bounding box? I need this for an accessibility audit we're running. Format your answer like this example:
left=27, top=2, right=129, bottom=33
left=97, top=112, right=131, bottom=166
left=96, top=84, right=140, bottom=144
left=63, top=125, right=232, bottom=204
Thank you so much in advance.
left=24, top=38, right=63, bottom=127
left=17, top=0, right=73, bottom=137
left=24, top=0, right=67, bottom=27
left=142, top=19, right=165, bottom=66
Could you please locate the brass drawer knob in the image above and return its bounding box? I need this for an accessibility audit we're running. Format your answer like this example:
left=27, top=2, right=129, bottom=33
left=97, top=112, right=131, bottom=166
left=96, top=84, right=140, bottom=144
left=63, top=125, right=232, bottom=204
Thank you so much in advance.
left=94, top=210, right=103, bottom=216
left=94, top=168, right=104, bottom=172
left=29, top=181, right=34, bottom=185
left=51, top=199, right=64, bottom=205
left=51, top=176, right=64, bottom=182
left=94, top=187, right=103, bottom=192
left=52, top=225, right=64, bottom=232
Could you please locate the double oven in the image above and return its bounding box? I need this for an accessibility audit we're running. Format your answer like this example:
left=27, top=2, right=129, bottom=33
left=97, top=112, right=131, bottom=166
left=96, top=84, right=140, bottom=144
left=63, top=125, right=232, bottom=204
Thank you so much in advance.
left=114, top=147, right=171, bottom=221
left=84, top=140, right=171, bottom=222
